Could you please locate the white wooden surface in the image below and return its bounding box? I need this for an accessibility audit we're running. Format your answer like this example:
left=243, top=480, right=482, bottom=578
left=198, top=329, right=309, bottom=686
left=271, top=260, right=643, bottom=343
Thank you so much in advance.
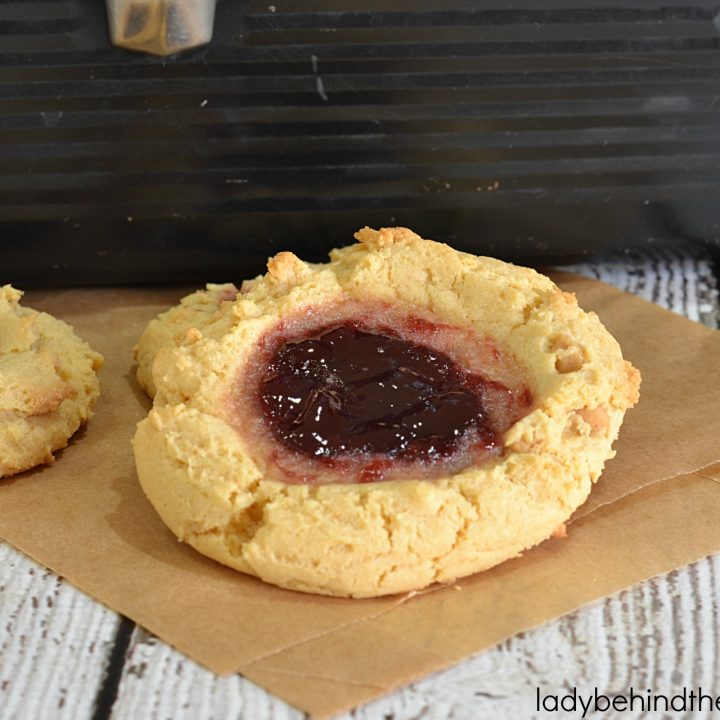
left=1, top=249, right=719, bottom=720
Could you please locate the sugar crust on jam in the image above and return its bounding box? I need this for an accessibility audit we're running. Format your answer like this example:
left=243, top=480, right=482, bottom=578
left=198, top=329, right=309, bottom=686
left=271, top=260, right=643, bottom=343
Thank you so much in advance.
left=230, top=301, right=533, bottom=485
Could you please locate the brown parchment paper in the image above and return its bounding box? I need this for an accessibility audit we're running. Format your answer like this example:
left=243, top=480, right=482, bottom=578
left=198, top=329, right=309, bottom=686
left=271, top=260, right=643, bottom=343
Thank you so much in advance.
left=1, top=274, right=720, bottom=719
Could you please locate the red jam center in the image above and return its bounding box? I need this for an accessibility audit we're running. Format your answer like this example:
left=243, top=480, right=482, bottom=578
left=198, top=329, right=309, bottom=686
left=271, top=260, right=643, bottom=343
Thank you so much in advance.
left=233, top=302, right=533, bottom=485
left=260, top=324, right=501, bottom=467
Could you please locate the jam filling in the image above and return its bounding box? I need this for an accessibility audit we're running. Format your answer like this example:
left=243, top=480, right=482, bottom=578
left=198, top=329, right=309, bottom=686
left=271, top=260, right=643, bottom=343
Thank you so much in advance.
left=259, top=324, right=503, bottom=470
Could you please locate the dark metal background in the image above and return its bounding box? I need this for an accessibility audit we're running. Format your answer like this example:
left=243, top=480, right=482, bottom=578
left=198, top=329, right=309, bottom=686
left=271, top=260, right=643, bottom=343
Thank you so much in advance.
left=2, top=0, right=720, bottom=286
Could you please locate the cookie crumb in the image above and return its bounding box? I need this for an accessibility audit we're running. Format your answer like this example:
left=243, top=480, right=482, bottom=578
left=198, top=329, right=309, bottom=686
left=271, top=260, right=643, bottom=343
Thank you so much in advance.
left=266, top=251, right=309, bottom=286
left=354, top=226, right=420, bottom=248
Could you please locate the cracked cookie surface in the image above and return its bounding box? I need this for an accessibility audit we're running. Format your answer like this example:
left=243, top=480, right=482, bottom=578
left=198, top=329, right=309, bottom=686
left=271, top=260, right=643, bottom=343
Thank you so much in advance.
left=0, top=286, right=103, bottom=478
left=133, top=227, right=640, bottom=598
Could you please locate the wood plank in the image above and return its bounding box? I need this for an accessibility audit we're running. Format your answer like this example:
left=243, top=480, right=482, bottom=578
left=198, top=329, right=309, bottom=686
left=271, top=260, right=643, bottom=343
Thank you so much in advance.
left=111, top=627, right=304, bottom=720
left=0, top=544, right=120, bottom=719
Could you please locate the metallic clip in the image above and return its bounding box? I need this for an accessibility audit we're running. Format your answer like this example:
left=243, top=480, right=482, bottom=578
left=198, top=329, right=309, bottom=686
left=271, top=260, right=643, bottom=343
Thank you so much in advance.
left=106, top=0, right=216, bottom=56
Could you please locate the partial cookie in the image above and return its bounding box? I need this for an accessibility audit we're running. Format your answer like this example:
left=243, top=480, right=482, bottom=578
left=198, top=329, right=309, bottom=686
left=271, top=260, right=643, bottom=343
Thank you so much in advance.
left=134, top=228, right=640, bottom=598
left=0, top=286, right=103, bottom=478
left=134, top=283, right=238, bottom=397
